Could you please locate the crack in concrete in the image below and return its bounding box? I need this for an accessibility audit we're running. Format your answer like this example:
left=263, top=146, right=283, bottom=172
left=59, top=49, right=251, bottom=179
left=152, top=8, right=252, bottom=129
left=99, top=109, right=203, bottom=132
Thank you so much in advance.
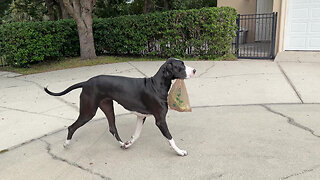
left=107, top=68, right=136, bottom=75
left=280, top=165, right=320, bottom=179
left=261, top=105, right=320, bottom=138
left=281, top=169, right=313, bottom=180
left=197, top=63, right=215, bottom=77
left=40, top=139, right=111, bottom=180
left=1, top=127, right=66, bottom=153
left=1, top=102, right=320, bottom=179
left=4, top=102, right=319, bottom=153
left=277, top=63, right=304, bottom=103
left=127, top=62, right=148, bottom=77
left=2, top=102, right=320, bottom=164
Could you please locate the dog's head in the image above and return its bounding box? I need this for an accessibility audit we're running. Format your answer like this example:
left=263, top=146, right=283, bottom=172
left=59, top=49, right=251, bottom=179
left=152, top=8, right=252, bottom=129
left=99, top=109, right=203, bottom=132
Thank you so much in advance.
left=162, top=58, right=196, bottom=80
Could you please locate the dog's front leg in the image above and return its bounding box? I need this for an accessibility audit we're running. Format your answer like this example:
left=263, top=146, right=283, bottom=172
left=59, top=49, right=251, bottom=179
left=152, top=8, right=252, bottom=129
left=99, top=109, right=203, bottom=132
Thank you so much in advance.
left=155, top=113, right=187, bottom=156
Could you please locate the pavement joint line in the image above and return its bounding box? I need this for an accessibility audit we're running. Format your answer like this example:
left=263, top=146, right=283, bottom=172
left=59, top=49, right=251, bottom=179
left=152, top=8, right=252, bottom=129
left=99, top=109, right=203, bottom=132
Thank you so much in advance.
left=2, top=103, right=320, bottom=155
left=261, top=105, right=320, bottom=138
left=0, top=113, right=131, bottom=153
left=13, top=67, right=157, bottom=111
left=0, top=72, right=10, bottom=76
left=280, top=164, right=320, bottom=180
left=0, top=78, right=33, bottom=90
left=13, top=77, right=79, bottom=111
left=277, top=63, right=304, bottom=104
left=126, top=62, right=148, bottom=77
left=7, top=74, right=24, bottom=78
left=39, top=139, right=111, bottom=180
left=198, top=62, right=215, bottom=77
left=0, top=105, right=75, bottom=121
left=53, top=97, right=79, bottom=111
left=191, top=102, right=320, bottom=109
left=195, top=72, right=279, bottom=79
left=38, top=104, right=76, bottom=114
left=290, top=61, right=320, bottom=64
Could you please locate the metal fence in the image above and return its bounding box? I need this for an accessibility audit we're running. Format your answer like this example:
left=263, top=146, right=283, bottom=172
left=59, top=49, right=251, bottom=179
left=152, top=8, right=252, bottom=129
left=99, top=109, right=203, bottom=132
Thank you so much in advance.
left=232, top=12, right=278, bottom=59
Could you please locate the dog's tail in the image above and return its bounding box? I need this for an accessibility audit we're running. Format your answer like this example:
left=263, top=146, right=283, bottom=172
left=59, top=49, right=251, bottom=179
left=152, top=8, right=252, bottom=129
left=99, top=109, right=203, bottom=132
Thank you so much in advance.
left=44, top=82, right=85, bottom=96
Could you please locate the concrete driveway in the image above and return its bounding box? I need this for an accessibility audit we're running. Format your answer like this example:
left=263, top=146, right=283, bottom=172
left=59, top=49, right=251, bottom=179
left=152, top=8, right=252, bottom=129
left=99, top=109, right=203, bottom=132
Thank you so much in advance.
left=0, top=59, right=320, bottom=179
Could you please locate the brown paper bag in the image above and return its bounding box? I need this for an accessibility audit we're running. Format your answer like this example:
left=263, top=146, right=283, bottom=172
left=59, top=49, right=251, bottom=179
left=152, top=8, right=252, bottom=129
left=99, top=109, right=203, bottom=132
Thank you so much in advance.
left=168, top=79, right=191, bottom=112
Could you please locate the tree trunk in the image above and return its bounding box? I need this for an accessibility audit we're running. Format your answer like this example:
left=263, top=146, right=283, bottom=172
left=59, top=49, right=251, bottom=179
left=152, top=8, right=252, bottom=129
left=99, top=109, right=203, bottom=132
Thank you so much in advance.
left=58, top=0, right=69, bottom=19
left=144, top=0, right=152, bottom=14
left=63, top=0, right=97, bottom=59
left=45, top=0, right=56, bottom=21
left=163, top=0, right=169, bottom=10
left=77, top=17, right=96, bottom=59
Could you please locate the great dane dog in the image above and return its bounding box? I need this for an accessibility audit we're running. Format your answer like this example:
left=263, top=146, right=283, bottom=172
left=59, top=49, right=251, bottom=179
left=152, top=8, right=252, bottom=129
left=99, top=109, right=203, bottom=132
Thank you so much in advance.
left=44, top=58, right=196, bottom=156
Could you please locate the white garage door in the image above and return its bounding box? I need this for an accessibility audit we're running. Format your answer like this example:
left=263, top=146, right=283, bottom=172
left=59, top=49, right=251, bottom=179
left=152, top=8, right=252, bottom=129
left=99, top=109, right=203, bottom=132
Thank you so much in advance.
left=285, top=0, right=320, bottom=50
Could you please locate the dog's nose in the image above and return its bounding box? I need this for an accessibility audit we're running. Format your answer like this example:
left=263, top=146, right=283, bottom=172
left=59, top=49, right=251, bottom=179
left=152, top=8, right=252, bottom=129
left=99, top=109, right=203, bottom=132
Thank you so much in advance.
left=193, top=69, right=196, bottom=74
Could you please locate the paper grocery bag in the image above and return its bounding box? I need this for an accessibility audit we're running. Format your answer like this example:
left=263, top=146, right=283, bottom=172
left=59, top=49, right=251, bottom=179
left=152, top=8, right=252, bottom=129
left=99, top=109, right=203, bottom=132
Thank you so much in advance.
left=168, top=79, right=191, bottom=112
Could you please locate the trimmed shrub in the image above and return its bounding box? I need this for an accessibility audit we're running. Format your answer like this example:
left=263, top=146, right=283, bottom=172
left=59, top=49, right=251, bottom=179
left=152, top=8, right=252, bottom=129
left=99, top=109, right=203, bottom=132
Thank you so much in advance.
left=0, top=20, right=79, bottom=67
left=0, top=7, right=237, bottom=67
left=94, top=7, right=238, bottom=59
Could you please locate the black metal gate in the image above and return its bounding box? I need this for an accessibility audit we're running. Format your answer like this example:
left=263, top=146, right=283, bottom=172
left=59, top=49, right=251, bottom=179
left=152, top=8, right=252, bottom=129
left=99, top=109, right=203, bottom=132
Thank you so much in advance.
left=232, top=12, right=278, bottom=59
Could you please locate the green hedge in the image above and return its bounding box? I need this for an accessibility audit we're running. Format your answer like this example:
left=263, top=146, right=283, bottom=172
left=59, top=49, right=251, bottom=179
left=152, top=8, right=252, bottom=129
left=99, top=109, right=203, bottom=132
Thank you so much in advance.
left=94, top=7, right=237, bottom=58
left=0, top=20, right=79, bottom=67
left=0, top=7, right=237, bottom=67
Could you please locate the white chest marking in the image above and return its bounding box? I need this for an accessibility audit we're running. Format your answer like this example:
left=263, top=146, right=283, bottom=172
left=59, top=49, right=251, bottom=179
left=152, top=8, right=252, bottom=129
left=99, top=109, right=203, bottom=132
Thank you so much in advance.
left=130, top=111, right=152, bottom=117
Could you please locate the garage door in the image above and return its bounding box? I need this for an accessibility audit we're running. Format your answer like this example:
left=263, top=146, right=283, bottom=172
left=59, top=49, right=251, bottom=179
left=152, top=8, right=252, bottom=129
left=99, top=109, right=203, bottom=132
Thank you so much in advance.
left=285, top=0, right=320, bottom=50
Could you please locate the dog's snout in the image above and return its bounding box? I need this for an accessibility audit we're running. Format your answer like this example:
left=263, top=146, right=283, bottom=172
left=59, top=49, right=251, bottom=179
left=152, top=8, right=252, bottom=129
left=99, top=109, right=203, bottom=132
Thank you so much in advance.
left=185, top=65, right=196, bottom=78
left=193, top=69, right=196, bottom=74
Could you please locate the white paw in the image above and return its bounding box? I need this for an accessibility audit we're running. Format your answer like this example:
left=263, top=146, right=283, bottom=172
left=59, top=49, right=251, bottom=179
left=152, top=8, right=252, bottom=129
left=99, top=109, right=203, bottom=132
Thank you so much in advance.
left=121, top=141, right=132, bottom=149
left=119, top=141, right=124, bottom=146
left=177, top=149, right=188, bottom=156
left=119, top=141, right=130, bottom=149
left=63, top=140, right=70, bottom=149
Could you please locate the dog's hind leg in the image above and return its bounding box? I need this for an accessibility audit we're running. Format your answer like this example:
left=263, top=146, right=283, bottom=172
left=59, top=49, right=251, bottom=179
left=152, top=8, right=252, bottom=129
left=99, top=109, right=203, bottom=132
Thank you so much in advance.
left=64, top=93, right=98, bottom=148
left=99, top=99, right=124, bottom=146
left=122, top=116, right=146, bottom=149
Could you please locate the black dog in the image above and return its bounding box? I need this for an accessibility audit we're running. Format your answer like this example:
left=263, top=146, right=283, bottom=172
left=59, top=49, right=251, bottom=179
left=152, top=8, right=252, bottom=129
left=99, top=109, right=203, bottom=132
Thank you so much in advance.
left=44, top=58, right=196, bottom=156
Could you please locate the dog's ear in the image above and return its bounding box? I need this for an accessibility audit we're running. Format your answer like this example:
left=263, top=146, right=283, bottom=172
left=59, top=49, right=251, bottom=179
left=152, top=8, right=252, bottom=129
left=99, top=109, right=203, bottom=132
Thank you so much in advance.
left=163, top=62, right=173, bottom=79
left=166, top=62, right=173, bottom=70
